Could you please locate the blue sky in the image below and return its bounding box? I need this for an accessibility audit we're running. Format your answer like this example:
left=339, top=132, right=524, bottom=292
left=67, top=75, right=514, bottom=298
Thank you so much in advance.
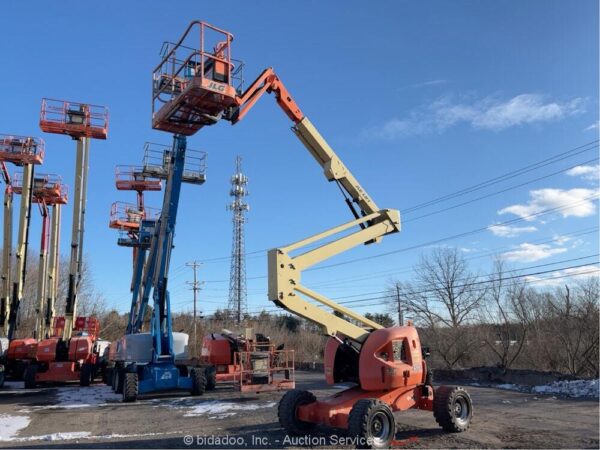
left=1, top=0, right=598, bottom=318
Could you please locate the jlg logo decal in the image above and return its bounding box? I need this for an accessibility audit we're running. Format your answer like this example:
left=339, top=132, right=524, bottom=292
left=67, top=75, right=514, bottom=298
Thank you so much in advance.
left=207, top=81, right=225, bottom=93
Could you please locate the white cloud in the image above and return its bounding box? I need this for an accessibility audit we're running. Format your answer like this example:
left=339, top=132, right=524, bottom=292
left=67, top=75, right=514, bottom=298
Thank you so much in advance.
left=403, top=79, right=448, bottom=89
left=498, top=188, right=597, bottom=221
left=488, top=224, right=538, bottom=238
left=566, top=164, right=600, bottom=182
left=524, top=264, right=599, bottom=287
left=363, top=93, right=585, bottom=139
left=585, top=121, right=599, bottom=131
left=502, top=243, right=567, bottom=262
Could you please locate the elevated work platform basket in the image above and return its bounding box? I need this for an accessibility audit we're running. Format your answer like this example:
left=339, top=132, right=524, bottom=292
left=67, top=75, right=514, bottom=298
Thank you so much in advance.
left=116, top=219, right=157, bottom=248
left=141, top=142, right=207, bottom=184
left=40, top=98, right=109, bottom=139
left=233, top=348, right=295, bottom=393
left=152, top=21, right=244, bottom=135
left=115, top=165, right=162, bottom=191
left=0, top=134, right=44, bottom=165
left=110, top=201, right=160, bottom=231
left=12, top=173, right=68, bottom=204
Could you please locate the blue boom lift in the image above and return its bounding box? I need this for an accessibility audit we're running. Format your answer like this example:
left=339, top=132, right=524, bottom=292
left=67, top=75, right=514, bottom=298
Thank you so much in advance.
left=116, top=136, right=207, bottom=402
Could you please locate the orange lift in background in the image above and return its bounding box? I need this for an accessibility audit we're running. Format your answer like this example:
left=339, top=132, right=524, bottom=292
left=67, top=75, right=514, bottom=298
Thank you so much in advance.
left=0, top=135, right=45, bottom=380
left=24, top=99, right=109, bottom=388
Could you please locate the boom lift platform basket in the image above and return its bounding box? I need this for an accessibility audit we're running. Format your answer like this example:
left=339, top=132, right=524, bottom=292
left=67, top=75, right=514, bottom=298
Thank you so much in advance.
left=141, top=142, right=207, bottom=184
left=13, top=173, right=68, bottom=205
left=152, top=21, right=244, bottom=135
left=40, top=98, right=109, bottom=139
left=115, top=165, right=162, bottom=192
left=233, top=346, right=294, bottom=393
left=109, top=202, right=160, bottom=232
left=0, top=134, right=44, bottom=165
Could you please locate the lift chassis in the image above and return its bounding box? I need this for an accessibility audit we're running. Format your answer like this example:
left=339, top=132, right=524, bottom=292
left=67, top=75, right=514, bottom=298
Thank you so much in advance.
left=153, top=21, right=473, bottom=448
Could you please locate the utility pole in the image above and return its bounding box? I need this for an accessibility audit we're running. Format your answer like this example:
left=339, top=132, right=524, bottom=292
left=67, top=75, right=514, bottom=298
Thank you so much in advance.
left=395, top=282, right=403, bottom=326
left=185, top=261, right=203, bottom=356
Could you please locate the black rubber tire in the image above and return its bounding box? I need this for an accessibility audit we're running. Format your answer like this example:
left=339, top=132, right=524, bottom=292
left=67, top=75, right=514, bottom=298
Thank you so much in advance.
left=348, top=399, right=396, bottom=449
left=80, top=363, right=93, bottom=387
left=205, top=366, right=216, bottom=391
left=111, top=367, right=117, bottom=391
left=433, top=386, right=473, bottom=432
left=24, top=365, right=37, bottom=389
left=114, top=367, right=124, bottom=394
left=277, top=389, right=317, bottom=436
left=190, top=368, right=206, bottom=396
left=14, top=361, right=26, bottom=381
left=122, top=372, right=138, bottom=402
left=0, top=366, right=5, bottom=388
left=105, top=367, right=113, bottom=386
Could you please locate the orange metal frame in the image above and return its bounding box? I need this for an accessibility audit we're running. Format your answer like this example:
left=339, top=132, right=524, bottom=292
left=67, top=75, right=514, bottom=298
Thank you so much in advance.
left=115, top=165, right=162, bottom=192
left=151, top=21, right=241, bottom=135
left=109, top=201, right=159, bottom=231
left=232, top=348, right=295, bottom=393
left=13, top=173, right=68, bottom=205
left=40, top=98, right=109, bottom=139
left=0, top=134, right=45, bottom=165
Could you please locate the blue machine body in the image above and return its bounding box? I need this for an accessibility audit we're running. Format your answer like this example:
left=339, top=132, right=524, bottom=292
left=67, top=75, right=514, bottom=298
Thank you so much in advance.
left=124, top=134, right=193, bottom=394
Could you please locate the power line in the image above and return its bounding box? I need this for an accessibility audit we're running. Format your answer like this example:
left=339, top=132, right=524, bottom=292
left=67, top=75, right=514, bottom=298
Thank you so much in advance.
left=402, top=140, right=598, bottom=213
left=193, top=140, right=598, bottom=265
left=241, top=262, right=600, bottom=315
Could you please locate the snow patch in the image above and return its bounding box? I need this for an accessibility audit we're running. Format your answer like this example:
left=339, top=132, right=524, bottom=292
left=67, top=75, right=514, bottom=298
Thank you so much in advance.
left=533, top=379, right=599, bottom=398
left=491, top=379, right=599, bottom=398
left=0, top=414, right=30, bottom=440
left=496, top=383, right=520, bottom=390
left=184, top=400, right=276, bottom=419
left=33, top=385, right=121, bottom=410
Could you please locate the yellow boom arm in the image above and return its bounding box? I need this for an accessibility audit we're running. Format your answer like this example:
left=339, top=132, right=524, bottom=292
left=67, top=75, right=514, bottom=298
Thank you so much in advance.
left=232, top=71, right=401, bottom=343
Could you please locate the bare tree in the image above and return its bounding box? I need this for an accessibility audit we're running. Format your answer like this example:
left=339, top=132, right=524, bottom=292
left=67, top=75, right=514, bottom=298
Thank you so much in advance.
left=396, top=247, right=486, bottom=368
left=479, top=259, right=530, bottom=370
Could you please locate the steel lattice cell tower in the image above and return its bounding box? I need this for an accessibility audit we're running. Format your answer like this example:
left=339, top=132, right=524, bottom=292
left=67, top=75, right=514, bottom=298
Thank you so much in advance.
left=227, top=156, right=249, bottom=323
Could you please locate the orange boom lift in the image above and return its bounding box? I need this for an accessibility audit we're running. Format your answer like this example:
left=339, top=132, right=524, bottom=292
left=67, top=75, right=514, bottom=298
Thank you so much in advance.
left=152, top=22, right=473, bottom=448
left=0, top=135, right=44, bottom=380
left=25, top=99, right=109, bottom=387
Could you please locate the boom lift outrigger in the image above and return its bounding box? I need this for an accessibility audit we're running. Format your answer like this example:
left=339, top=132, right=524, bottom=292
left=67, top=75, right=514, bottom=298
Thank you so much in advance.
left=153, top=21, right=473, bottom=448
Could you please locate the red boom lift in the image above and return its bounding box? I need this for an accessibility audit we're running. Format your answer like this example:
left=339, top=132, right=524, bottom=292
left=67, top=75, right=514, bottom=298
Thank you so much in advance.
left=152, top=22, right=473, bottom=448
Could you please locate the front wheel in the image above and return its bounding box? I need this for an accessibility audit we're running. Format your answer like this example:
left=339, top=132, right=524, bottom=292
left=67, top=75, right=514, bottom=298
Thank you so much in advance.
left=348, top=399, right=396, bottom=449
left=24, top=365, right=37, bottom=389
left=122, top=372, right=138, bottom=402
left=433, top=386, right=473, bottom=432
left=278, top=390, right=316, bottom=436
left=190, top=368, right=206, bottom=396
left=80, top=363, right=93, bottom=387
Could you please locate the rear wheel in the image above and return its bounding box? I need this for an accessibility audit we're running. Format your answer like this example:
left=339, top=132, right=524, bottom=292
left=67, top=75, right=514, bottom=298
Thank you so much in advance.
left=24, top=365, right=37, bottom=389
left=105, top=367, right=113, bottom=386
left=0, top=365, right=5, bottom=388
left=190, top=368, right=206, bottom=396
left=348, top=399, right=396, bottom=449
left=114, top=367, right=124, bottom=394
left=205, top=366, right=216, bottom=391
left=80, top=363, right=93, bottom=387
left=278, top=389, right=316, bottom=436
left=433, top=386, right=473, bottom=432
left=122, top=372, right=138, bottom=402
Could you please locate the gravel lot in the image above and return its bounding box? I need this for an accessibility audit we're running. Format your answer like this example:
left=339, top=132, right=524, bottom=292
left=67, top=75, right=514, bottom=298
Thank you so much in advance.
left=0, top=371, right=597, bottom=449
